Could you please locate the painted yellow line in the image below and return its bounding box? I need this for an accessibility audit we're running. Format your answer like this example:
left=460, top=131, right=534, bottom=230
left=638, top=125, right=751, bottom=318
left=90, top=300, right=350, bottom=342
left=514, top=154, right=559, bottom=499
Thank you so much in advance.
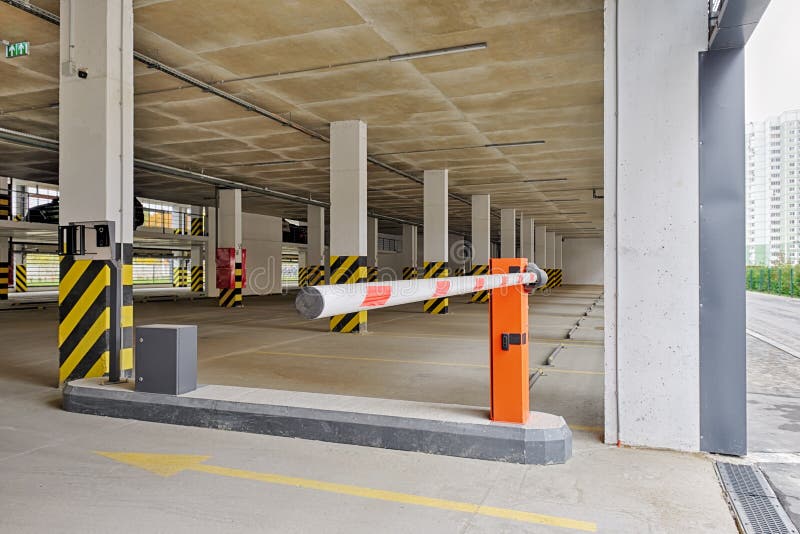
left=254, top=350, right=604, bottom=375
left=569, top=425, right=604, bottom=433
left=95, top=452, right=597, bottom=532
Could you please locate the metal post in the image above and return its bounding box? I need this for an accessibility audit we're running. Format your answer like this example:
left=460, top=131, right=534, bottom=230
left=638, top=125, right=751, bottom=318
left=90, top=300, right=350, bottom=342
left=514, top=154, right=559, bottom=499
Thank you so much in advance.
left=767, top=267, right=771, bottom=292
left=791, top=267, right=794, bottom=297
left=779, top=269, right=782, bottom=295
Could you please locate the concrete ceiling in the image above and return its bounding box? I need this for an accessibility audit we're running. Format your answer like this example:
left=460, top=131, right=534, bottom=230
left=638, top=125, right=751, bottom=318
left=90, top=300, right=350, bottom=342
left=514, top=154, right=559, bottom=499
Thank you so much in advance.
left=0, top=0, right=603, bottom=238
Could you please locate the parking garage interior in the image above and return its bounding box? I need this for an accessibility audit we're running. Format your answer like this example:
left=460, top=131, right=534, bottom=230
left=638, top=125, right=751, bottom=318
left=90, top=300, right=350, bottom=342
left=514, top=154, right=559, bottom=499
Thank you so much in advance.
left=2, top=1, right=797, bottom=533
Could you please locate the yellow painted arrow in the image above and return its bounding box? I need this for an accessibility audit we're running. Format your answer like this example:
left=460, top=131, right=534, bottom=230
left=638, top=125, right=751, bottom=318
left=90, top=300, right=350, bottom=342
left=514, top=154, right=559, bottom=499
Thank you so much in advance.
left=95, top=451, right=597, bottom=532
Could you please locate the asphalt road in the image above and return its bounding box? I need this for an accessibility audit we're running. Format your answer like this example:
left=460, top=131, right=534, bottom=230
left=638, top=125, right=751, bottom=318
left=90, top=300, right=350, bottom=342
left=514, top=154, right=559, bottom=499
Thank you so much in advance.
left=746, top=291, right=800, bottom=528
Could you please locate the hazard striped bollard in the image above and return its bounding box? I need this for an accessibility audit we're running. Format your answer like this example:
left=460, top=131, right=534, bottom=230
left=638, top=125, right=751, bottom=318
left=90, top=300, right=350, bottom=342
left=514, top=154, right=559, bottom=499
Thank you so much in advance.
left=328, top=255, right=367, bottom=333
left=422, top=261, right=448, bottom=314
left=191, top=266, right=204, bottom=292
left=15, top=264, right=27, bottom=292
left=469, top=264, right=490, bottom=302
left=402, top=267, right=418, bottom=280
left=306, top=265, right=325, bottom=286
left=219, top=262, right=243, bottom=307
left=0, top=261, right=8, bottom=300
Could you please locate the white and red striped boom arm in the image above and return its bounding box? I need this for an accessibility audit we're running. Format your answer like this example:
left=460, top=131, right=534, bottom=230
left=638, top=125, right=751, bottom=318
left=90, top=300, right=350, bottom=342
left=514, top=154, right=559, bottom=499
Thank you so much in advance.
left=295, top=269, right=547, bottom=320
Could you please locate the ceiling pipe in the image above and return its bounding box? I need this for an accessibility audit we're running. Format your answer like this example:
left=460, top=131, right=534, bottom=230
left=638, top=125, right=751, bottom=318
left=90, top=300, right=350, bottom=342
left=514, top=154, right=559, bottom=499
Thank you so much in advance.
left=2, top=0, right=484, bottom=214
left=0, top=127, right=422, bottom=227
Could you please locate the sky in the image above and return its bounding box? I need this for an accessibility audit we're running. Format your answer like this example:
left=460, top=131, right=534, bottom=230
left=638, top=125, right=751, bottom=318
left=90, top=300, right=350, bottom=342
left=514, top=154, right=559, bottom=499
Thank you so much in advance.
left=745, top=0, right=800, bottom=122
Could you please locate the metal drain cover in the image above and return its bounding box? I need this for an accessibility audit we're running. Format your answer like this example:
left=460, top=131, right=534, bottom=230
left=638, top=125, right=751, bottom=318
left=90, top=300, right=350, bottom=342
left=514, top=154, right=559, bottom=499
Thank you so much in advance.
left=716, top=462, right=798, bottom=534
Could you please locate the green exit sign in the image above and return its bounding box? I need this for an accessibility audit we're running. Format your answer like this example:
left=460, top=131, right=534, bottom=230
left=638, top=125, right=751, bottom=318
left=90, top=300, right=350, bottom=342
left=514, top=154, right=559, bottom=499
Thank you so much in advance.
left=5, top=41, right=30, bottom=58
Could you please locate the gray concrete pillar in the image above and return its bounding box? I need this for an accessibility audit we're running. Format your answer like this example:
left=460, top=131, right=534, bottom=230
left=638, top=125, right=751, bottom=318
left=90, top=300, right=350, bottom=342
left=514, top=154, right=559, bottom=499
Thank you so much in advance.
left=306, top=205, right=325, bottom=266
left=500, top=209, right=516, bottom=258
left=423, top=169, right=449, bottom=314
left=534, top=225, right=547, bottom=267
left=56, top=0, right=134, bottom=384
left=401, top=224, right=418, bottom=274
left=329, top=120, right=367, bottom=332
left=218, top=188, right=243, bottom=307
left=470, top=195, right=490, bottom=268
left=555, top=234, right=563, bottom=270
left=521, top=217, right=535, bottom=262
left=367, top=217, right=378, bottom=281
left=545, top=232, right=556, bottom=269
left=205, top=207, right=218, bottom=298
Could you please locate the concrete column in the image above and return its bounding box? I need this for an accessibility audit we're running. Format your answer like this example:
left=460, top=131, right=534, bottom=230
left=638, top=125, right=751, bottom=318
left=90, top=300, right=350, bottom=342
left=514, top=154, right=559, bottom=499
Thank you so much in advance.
left=304, top=205, right=325, bottom=286
left=423, top=169, right=449, bottom=314
left=554, top=235, right=563, bottom=269
left=189, top=205, right=204, bottom=292
left=218, top=188, right=243, bottom=307
left=367, top=217, right=378, bottom=281
left=205, top=207, right=218, bottom=298
left=534, top=225, right=547, bottom=267
left=470, top=195, right=490, bottom=267
left=604, top=0, right=707, bottom=451
left=57, top=0, right=134, bottom=384
left=401, top=224, right=418, bottom=279
left=500, top=209, right=516, bottom=258
left=0, top=238, right=8, bottom=300
left=329, top=120, right=367, bottom=332
left=0, top=177, right=9, bottom=221
left=545, top=232, right=556, bottom=268
left=521, top=217, right=535, bottom=263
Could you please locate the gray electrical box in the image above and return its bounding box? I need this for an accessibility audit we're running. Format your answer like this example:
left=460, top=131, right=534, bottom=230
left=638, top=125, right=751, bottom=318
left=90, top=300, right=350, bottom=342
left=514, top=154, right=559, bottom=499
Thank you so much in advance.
left=135, top=325, right=197, bottom=395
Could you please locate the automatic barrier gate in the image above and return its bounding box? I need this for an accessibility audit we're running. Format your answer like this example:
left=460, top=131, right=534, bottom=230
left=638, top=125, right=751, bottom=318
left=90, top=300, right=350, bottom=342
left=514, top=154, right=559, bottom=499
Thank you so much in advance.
left=296, top=258, right=547, bottom=424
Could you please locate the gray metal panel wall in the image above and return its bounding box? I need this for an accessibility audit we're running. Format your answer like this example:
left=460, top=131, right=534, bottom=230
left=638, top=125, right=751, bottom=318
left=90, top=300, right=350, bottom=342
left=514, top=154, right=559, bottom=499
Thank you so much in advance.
left=698, top=47, right=747, bottom=455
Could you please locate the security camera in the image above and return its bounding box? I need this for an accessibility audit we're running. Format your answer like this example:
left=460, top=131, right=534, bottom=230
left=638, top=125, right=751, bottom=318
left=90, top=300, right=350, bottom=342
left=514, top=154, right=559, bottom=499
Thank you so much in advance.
left=77, top=68, right=88, bottom=79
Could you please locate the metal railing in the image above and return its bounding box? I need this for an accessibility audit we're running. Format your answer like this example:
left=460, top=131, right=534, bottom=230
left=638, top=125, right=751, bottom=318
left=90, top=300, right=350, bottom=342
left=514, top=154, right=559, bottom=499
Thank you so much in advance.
left=746, top=265, right=800, bottom=297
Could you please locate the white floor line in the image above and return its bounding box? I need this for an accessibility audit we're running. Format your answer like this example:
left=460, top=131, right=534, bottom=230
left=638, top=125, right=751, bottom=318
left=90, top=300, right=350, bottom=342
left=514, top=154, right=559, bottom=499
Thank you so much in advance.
left=746, top=329, right=800, bottom=360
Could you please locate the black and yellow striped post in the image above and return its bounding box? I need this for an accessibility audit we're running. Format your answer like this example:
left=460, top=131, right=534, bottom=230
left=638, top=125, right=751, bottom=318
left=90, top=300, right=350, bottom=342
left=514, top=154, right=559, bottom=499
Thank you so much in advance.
left=191, top=265, right=204, bottom=292
left=454, top=267, right=465, bottom=277
left=219, top=262, right=243, bottom=307
left=298, top=266, right=308, bottom=287
left=173, top=262, right=189, bottom=288
left=15, top=264, right=27, bottom=292
left=367, top=266, right=378, bottom=282
left=121, top=245, right=134, bottom=374
left=306, top=265, right=325, bottom=286
left=58, top=250, right=133, bottom=385
left=402, top=267, right=418, bottom=280
left=329, top=255, right=366, bottom=333
left=0, top=261, right=8, bottom=300
left=190, top=217, right=204, bottom=236
left=469, top=264, right=490, bottom=303
left=540, top=268, right=563, bottom=290
left=0, top=189, right=9, bottom=220
left=422, top=261, right=449, bottom=314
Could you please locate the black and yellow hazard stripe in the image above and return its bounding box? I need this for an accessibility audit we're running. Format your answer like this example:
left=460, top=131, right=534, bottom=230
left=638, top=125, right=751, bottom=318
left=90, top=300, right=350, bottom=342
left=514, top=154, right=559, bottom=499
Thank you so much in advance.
left=191, top=266, right=204, bottom=292
left=219, top=262, right=243, bottom=307
left=402, top=267, right=418, bottom=280
left=190, top=217, right=204, bottom=236
left=0, top=261, right=8, bottom=300
left=367, top=266, right=378, bottom=282
left=0, top=191, right=9, bottom=220
left=298, top=266, right=308, bottom=287
left=173, top=227, right=185, bottom=235
left=173, top=265, right=189, bottom=288
left=329, top=255, right=366, bottom=333
left=58, top=256, right=110, bottom=384
left=121, top=244, right=134, bottom=373
left=454, top=267, right=465, bottom=277
left=306, top=265, right=325, bottom=286
left=540, top=268, right=563, bottom=290
left=469, top=264, right=490, bottom=303
left=15, top=264, right=27, bottom=292
left=422, top=261, right=449, bottom=314
left=13, top=215, right=23, bottom=222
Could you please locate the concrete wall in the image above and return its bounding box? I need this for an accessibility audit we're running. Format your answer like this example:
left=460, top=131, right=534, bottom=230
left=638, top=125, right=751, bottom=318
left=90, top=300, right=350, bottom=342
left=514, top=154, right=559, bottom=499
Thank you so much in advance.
left=563, top=238, right=603, bottom=285
left=604, top=0, right=707, bottom=451
left=242, top=212, right=283, bottom=295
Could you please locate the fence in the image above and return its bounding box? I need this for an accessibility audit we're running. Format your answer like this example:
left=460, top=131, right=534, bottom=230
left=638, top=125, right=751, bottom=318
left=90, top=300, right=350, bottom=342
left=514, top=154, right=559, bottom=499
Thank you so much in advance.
left=746, top=265, right=800, bottom=297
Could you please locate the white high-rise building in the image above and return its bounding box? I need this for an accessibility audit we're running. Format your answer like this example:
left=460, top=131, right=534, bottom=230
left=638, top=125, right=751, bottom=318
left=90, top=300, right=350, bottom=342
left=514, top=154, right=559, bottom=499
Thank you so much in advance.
left=746, top=110, right=800, bottom=265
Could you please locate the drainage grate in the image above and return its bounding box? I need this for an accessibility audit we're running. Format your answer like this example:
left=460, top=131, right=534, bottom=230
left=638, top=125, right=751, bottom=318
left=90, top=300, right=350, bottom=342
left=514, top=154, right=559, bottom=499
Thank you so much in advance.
left=716, top=462, right=798, bottom=534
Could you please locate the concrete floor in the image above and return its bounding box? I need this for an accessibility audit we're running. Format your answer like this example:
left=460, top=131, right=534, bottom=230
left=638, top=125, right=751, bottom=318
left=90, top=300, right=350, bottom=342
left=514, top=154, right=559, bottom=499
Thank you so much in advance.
left=746, top=291, right=800, bottom=528
left=0, top=286, right=740, bottom=533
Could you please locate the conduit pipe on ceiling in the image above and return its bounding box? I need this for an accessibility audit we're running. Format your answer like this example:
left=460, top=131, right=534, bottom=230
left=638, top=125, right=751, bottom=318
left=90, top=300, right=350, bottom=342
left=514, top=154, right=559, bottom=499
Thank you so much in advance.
left=0, top=127, right=421, bottom=227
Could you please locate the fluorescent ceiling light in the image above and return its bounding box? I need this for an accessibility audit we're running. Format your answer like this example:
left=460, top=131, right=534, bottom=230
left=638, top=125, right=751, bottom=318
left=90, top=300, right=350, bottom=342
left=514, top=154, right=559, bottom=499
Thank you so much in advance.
left=389, top=42, right=487, bottom=62
left=523, top=178, right=567, bottom=183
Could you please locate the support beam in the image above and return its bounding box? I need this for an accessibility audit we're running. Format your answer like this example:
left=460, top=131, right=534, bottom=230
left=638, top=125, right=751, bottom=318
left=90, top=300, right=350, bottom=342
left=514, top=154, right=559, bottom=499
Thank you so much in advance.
left=545, top=232, right=556, bottom=269
left=521, top=217, right=535, bottom=262
left=423, top=169, right=449, bottom=314
left=470, top=194, right=491, bottom=302
left=534, top=225, right=547, bottom=267
left=205, top=207, right=218, bottom=298
left=57, top=0, right=134, bottom=385
left=329, top=120, right=367, bottom=332
left=554, top=235, right=563, bottom=270
left=500, top=209, right=516, bottom=258
left=401, top=223, right=418, bottom=280
left=367, top=217, right=378, bottom=282
left=304, top=205, right=325, bottom=287
left=218, top=188, right=243, bottom=307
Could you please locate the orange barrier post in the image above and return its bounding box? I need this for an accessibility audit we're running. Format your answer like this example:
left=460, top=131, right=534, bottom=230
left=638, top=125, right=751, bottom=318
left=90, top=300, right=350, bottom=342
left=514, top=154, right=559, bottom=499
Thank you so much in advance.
left=489, top=258, right=530, bottom=424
